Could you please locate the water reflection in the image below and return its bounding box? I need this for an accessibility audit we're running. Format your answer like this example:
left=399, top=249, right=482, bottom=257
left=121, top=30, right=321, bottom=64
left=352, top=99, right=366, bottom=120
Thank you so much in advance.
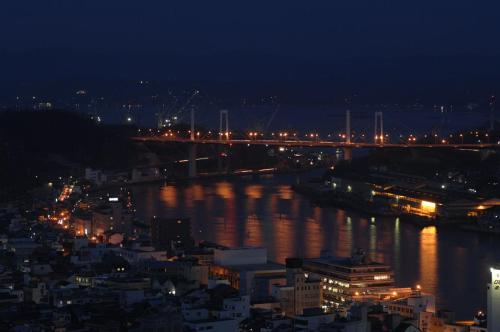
left=369, top=222, right=377, bottom=262
left=245, top=185, right=263, bottom=199
left=191, top=184, right=205, bottom=201
left=160, top=185, right=177, bottom=208
left=336, top=215, right=353, bottom=258
left=419, top=226, right=438, bottom=297
left=278, top=185, right=293, bottom=200
left=393, top=218, right=401, bottom=278
left=131, top=176, right=500, bottom=319
left=216, top=181, right=234, bottom=199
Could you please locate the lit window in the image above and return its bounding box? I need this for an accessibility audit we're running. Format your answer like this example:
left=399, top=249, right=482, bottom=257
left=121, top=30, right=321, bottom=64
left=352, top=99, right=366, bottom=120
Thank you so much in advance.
left=421, top=201, right=436, bottom=213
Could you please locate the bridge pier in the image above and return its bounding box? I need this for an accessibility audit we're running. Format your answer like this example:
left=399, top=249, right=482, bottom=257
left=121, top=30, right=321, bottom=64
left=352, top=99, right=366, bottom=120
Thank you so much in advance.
left=217, top=146, right=230, bottom=174
left=188, top=144, right=197, bottom=178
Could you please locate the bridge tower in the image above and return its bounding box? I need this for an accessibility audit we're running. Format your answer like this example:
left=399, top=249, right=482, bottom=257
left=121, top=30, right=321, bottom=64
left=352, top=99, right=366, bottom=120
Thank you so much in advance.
left=345, top=110, right=351, bottom=144
left=218, top=110, right=230, bottom=173
left=220, top=110, right=229, bottom=139
left=374, top=111, right=384, bottom=144
left=343, top=110, right=353, bottom=161
left=190, top=107, right=195, bottom=141
left=490, top=95, right=496, bottom=132
left=188, top=107, right=197, bottom=178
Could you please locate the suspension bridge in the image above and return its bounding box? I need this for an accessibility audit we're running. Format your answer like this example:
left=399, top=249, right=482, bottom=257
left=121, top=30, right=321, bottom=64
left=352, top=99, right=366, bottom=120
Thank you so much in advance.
left=133, top=107, right=500, bottom=178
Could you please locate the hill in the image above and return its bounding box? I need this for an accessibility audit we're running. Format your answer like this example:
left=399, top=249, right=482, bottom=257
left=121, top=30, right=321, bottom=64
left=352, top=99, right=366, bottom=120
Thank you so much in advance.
left=0, top=110, right=141, bottom=200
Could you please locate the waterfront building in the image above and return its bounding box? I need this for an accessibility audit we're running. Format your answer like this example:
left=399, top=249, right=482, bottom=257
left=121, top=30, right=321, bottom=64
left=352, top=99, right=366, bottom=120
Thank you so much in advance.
left=328, top=172, right=498, bottom=221
left=303, top=250, right=411, bottom=307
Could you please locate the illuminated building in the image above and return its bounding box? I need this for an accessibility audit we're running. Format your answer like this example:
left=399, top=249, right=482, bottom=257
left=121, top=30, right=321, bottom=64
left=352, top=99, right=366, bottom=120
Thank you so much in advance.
left=372, top=186, right=443, bottom=218
left=302, top=250, right=411, bottom=307
left=330, top=174, right=494, bottom=220
left=488, top=266, right=500, bottom=331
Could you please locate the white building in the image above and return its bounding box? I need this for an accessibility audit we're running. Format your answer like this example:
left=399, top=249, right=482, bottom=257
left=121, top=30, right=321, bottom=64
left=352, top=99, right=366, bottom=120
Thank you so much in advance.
left=213, top=247, right=267, bottom=266
left=387, top=292, right=436, bottom=319
left=488, top=266, right=500, bottom=332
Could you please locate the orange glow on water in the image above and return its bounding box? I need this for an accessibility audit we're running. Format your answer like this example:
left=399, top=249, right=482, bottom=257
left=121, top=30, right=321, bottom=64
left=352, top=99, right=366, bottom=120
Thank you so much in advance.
left=419, top=226, right=438, bottom=297
left=278, top=186, right=293, bottom=200
left=192, top=184, right=205, bottom=201
left=245, top=185, right=263, bottom=199
left=160, top=185, right=177, bottom=208
left=216, top=182, right=234, bottom=199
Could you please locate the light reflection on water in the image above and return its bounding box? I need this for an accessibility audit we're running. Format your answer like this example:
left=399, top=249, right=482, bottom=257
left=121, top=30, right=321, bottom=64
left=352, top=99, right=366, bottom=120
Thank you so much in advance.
left=131, top=174, right=500, bottom=319
left=420, top=226, right=438, bottom=298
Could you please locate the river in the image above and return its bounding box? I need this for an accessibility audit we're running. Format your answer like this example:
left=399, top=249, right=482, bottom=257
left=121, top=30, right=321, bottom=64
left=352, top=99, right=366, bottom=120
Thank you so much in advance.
left=130, top=172, right=500, bottom=319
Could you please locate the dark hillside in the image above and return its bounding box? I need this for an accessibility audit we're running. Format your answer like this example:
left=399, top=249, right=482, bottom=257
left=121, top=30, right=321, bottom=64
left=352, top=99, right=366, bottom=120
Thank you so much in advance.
left=0, top=110, right=141, bottom=200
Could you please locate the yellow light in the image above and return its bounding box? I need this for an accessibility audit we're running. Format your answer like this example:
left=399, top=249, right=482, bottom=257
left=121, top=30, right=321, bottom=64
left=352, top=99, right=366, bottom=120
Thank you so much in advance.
left=421, top=200, right=436, bottom=213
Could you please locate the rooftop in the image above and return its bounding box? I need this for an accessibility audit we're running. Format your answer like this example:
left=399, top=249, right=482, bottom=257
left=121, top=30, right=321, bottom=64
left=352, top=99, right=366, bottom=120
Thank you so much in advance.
left=220, top=262, right=285, bottom=272
left=305, top=256, right=389, bottom=269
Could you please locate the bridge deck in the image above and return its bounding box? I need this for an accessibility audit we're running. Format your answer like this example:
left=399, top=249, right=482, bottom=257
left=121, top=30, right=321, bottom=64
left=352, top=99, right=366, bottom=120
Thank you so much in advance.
left=133, top=137, right=500, bottom=149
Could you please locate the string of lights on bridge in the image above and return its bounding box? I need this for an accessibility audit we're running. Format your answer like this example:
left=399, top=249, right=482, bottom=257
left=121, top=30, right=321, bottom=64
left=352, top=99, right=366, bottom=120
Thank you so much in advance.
left=137, top=128, right=499, bottom=146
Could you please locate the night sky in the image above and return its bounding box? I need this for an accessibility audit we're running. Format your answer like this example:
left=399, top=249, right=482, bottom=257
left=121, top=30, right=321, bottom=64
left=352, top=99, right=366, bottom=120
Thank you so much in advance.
left=1, top=1, right=500, bottom=105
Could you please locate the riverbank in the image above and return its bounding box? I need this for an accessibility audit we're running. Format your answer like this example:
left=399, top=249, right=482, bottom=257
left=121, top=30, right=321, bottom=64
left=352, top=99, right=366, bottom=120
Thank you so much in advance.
left=97, top=166, right=320, bottom=191
left=292, top=182, right=476, bottom=230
